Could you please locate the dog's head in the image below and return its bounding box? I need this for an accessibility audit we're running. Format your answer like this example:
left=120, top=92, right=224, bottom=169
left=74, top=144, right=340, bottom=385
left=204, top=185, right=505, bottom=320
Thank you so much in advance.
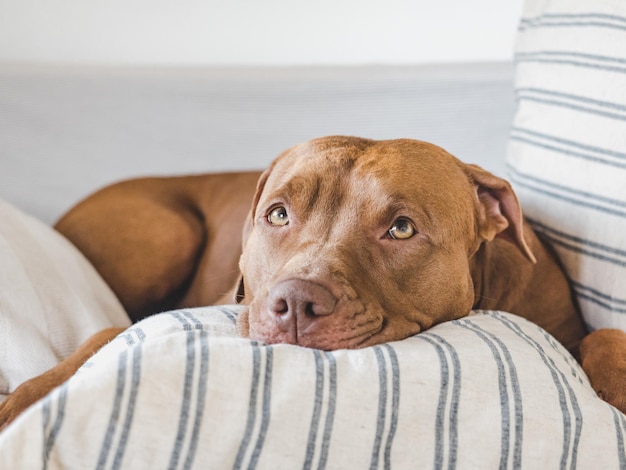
left=235, top=136, right=534, bottom=349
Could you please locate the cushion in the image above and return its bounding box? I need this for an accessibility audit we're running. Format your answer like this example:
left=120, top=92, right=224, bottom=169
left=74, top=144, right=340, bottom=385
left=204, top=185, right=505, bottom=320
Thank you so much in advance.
left=0, top=306, right=623, bottom=468
left=506, top=0, right=626, bottom=332
left=0, top=199, right=130, bottom=400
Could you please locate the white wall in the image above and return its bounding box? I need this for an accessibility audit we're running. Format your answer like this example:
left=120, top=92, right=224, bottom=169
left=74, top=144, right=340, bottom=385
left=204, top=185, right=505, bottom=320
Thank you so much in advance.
left=0, top=0, right=523, bottom=66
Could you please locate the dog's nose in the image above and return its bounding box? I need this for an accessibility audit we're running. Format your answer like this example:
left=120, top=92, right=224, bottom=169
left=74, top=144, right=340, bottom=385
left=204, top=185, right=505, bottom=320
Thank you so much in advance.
left=268, top=279, right=337, bottom=329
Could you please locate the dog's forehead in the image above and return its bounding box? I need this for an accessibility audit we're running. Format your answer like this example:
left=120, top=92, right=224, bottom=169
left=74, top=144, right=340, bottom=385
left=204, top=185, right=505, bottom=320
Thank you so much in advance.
left=255, top=137, right=479, bottom=247
left=270, top=138, right=365, bottom=177
left=260, top=139, right=361, bottom=201
left=267, top=137, right=472, bottom=201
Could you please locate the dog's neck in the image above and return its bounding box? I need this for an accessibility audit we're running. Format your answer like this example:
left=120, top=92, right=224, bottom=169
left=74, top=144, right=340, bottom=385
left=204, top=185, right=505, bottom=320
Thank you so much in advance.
left=470, top=238, right=531, bottom=313
left=470, top=231, right=585, bottom=356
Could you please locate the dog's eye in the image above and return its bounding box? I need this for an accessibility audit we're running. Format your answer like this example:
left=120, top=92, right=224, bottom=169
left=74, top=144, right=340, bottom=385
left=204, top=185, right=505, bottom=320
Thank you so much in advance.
left=268, top=206, right=289, bottom=226
left=388, top=218, right=416, bottom=240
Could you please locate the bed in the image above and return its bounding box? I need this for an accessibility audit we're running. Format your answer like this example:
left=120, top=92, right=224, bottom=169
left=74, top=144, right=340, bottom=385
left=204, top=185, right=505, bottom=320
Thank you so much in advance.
left=1, top=0, right=625, bottom=467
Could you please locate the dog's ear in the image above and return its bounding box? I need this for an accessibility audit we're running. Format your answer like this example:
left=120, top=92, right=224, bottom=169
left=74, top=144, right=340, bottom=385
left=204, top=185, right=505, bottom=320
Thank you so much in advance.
left=236, top=163, right=276, bottom=304
left=463, top=163, right=536, bottom=263
left=245, top=161, right=276, bottom=238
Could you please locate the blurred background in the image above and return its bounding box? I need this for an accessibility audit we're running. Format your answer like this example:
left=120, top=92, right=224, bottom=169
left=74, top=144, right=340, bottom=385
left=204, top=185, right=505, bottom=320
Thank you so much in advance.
left=0, top=0, right=524, bottom=222
left=0, top=0, right=522, bottom=66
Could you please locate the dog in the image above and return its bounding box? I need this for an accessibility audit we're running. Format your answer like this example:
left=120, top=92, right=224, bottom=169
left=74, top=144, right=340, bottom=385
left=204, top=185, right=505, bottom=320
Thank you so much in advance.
left=1, top=136, right=624, bottom=431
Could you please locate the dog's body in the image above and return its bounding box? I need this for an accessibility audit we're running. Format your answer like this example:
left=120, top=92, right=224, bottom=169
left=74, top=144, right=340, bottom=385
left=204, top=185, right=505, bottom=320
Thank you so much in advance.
left=1, top=137, right=624, bottom=430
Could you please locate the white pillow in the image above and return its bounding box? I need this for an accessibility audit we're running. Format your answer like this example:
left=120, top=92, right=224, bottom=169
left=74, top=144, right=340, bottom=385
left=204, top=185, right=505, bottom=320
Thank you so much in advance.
left=0, top=306, right=623, bottom=468
left=506, top=0, right=626, bottom=332
left=0, top=199, right=130, bottom=400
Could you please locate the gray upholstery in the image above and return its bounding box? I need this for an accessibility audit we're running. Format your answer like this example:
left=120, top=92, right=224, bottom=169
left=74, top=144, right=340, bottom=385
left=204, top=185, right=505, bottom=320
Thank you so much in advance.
left=0, top=62, right=515, bottom=224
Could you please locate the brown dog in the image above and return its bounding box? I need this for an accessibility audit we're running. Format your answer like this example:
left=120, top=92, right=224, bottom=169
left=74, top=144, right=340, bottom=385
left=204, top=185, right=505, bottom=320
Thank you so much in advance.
left=1, top=136, right=624, bottom=431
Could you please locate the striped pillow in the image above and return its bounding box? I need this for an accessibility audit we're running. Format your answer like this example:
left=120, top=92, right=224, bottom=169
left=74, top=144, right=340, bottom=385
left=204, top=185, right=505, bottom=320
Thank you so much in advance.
left=0, top=306, right=623, bottom=468
left=506, top=0, right=626, bottom=332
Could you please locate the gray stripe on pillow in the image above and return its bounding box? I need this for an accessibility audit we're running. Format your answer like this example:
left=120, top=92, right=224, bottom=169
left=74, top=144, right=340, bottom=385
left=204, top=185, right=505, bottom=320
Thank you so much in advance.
left=370, top=346, right=389, bottom=470
left=509, top=174, right=626, bottom=218
left=215, top=306, right=239, bottom=324
left=422, top=333, right=461, bottom=470
left=182, top=327, right=210, bottom=469
left=122, top=326, right=147, bottom=344
left=493, top=314, right=583, bottom=469
left=119, top=331, right=137, bottom=347
left=168, top=313, right=202, bottom=470
left=418, top=334, right=457, bottom=470
left=547, top=236, right=626, bottom=269
left=511, top=127, right=626, bottom=163
left=233, top=342, right=262, bottom=470
left=502, top=312, right=584, bottom=378
left=41, top=393, right=52, bottom=462
left=526, top=218, right=626, bottom=260
left=527, top=220, right=626, bottom=253
left=515, top=51, right=626, bottom=74
left=248, top=346, right=273, bottom=469
left=458, top=319, right=523, bottom=469
left=418, top=335, right=448, bottom=469
left=97, top=351, right=129, bottom=470
left=88, top=324, right=145, bottom=468
left=182, top=310, right=204, bottom=328
left=318, top=352, right=337, bottom=470
left=612, top=408, right=626, bottom=467
left=527, top=223, right=626, bottom=269
left=112, top=344, right=142, bottom=469
left=169, top=311, right=193, bottom=331
left=572, top=282, right=626, bottom=315
left=509, top=135, right=626, bottom=170
left=42, top=382, right=69, bottom=467
left=517, top=88, right=626, bottom=117
left=522, top=12, right=626, bottom=23
left=304, top=350, right=326, bottom=470
left=519, top=13, right=626, bottom=32
left=382, top=344, right=400, bottom=470
left=509, top=136, right=626, bottom=170
left=516, top=96, right=626, bottom=122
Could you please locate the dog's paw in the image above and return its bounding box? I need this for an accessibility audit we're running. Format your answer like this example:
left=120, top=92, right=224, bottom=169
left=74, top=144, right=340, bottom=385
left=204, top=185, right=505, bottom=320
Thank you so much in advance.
left=0, top=377, right=51, bottom=433
left=0, top=395, right=21, bottom=433
left=580, top=329, right=626, bottom=414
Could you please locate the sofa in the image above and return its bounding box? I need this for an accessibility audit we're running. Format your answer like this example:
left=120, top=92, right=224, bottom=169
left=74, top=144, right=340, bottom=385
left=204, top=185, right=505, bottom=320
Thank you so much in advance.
left=0, top=0, right=624, bottom=467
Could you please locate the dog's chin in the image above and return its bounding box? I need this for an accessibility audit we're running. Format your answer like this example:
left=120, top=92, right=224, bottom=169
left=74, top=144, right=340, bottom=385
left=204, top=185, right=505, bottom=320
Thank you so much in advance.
left=252, top=328, right=383, bottom=351
left=253, top=322, right=425, bottom=350
left=291, top=327, right=386, bottom=350
left=237, top=314, right=421, bottom=351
